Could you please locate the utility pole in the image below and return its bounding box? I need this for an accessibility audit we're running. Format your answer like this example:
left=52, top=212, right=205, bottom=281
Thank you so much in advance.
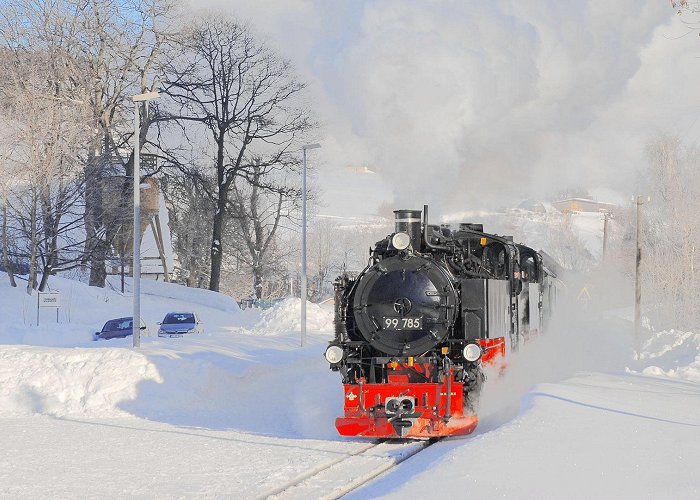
left=634, top=196, right=643, bottom=358
left=601, top=210, right=610, bottom=262
left=133, top=98, right=142, bottom=348
left=131, top=90, right=160, bottom=348
left=300, top=143, right=321, bottom=347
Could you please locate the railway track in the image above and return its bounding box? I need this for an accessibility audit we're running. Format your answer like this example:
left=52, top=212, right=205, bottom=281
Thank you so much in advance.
left=260, top=439, right=439, bottom=500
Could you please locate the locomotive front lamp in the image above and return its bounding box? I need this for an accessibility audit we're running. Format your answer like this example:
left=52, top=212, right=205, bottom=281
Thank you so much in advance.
left=463, top=343, right=482, bottom=362
left=325, top=345, right=344, bottom=364
left=391, top=232, right=411, bottom=251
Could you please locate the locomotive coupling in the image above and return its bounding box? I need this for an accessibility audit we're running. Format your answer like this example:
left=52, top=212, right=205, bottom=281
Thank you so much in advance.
left=384, top=396, right=416, bottom=415
left=384, top=396, right=419, bottom=437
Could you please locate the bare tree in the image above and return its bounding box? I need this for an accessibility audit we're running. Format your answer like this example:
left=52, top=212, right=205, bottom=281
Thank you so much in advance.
left=0, top=118, right=18, bottom=287
left=0, top=0, right=173, bottom=287
left=0, top=190, right=16, bottom=287
left=162, top=171, right=214, bottom=287
left=0, top=35, right=91, bottom=293
left=228, top=163, right=300, bottom=299
left=639, top=136, right=700, bottom=329
left=307, top=218, right=342, bottom=302
left=73, top=0, right=170, bottom=287
left=671, top=1, right=690, bottom=14
left=163, top=17, right=313, bottom=291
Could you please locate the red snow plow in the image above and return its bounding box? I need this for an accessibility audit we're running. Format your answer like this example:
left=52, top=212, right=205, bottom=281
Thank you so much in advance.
left=335, top=368, right=479, bottom=439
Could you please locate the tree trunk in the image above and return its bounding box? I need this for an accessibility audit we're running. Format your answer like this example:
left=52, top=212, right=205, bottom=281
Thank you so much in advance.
left=2, top=202, right=16, bottom=287
left=209, top=135, right=227, bottom=292
left=38, top=183, right=59, bottom=292
left=209, top=203, right=225, bottom=291
left=27, top=193, right=38, bottom=295
left=253, top=262, right=263, bottom=299
left=85, top=153, right=108, bottom=287
left=38, top=257, right=54, bottom=291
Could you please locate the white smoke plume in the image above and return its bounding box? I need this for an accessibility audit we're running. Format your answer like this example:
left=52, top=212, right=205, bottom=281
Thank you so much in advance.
left=187, top=0, right=696, bottom=215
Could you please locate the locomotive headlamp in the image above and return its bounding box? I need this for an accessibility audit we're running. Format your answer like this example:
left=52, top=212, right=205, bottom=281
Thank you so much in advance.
left=391, top=232, right=411, bottom=251
left=324, top=345, right=344, bottom=364
left=462, top=343, right=482, bottom=362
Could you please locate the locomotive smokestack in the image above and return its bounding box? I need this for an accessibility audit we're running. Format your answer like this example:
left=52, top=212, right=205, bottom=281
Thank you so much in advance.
left=393, top=209, right=422, bottom=251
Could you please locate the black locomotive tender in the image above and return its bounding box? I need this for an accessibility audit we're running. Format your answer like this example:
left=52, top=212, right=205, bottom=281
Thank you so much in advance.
left=327, top=205, right=558, bottom=438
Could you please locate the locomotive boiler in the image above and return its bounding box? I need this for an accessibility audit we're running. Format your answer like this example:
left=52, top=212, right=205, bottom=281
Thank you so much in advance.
left=325, top=205, right=557, bottom=439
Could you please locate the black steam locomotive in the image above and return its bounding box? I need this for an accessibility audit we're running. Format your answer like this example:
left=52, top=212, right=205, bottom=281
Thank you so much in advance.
left=325, top=205, right=558, bottom=438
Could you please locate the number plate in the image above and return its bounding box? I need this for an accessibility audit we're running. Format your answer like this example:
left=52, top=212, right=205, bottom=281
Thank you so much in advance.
left=382, top=317, right=422, bottom=330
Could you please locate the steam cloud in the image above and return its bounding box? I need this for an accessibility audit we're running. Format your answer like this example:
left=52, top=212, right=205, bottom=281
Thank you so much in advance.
left=192, top=0, right=696, bottom=214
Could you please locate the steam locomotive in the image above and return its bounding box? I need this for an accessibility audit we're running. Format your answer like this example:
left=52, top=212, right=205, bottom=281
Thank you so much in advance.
left=325, top=205, right=558, bottom=439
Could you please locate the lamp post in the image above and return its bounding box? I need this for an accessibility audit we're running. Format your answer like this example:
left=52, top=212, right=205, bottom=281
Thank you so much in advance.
left=131, top=90, right=160, bottom=348
left=601, top=209, right=610, bottom=262
left=634, top=195, right=647, bottom=359
left=301, top=143, right=321, bottom=347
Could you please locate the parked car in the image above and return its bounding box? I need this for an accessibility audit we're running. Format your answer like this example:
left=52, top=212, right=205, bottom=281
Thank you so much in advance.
left=94, top=317, right=148, bottom=341
left=157, top=312, right=203, bottom=337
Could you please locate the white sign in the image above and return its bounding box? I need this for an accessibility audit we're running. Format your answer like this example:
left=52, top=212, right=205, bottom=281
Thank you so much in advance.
left=39, top=292, right=61, bottom=307
left=37, top=291, right=61, bottom=325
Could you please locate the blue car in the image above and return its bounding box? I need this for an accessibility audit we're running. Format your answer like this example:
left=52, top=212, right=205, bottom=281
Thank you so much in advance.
left=157, top=312, right=203, bottom=337
left=94, top=317, right=148, bottom=341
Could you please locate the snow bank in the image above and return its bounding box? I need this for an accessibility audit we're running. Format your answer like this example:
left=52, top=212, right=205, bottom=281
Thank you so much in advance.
left=246, top=298, right=334, bottom=335
left=635, top=329, right=700, bottom=382
left=0, top=275, right=243, bottom=347
left=117, top=277, right=241, bottom=313
left=0, top=346, right=161, bottom=417
left=354, top=372, right=700, bottom=500
left=0, top=275, right=337, bottom=436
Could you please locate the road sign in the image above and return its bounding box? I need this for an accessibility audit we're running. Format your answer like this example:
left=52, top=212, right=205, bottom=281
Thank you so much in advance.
left=37, top=291, right=61, bottom=325
left=39, top=292, right=61, bottom=307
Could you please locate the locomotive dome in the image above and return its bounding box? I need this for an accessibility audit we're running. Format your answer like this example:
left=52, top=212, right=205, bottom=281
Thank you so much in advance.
left=352, top=254, right=457, bottom=356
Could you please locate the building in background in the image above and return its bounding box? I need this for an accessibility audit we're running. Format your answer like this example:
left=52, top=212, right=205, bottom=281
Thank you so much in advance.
left=552, top=198, right=615, bottom=213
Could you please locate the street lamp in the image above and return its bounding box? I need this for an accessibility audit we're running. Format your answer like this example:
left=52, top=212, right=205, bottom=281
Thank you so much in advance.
left=301, top=142, right=321, bottom=347
left=131, top=90, right=160, bottom=348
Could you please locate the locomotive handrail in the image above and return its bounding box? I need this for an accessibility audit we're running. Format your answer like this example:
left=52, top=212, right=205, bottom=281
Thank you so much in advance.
left=443, top=356, right=452, bottom=423
left=422, top=205, right=449, bottom=251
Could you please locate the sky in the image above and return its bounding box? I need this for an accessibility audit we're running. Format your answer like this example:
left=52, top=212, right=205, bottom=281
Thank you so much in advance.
left=185, top=0, right=700, bottom=217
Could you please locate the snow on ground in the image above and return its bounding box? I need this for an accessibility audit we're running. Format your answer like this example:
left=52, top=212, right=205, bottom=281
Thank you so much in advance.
left=349, top=308, right=700, bottom=499
left=635, top=329, right=700, bottom=382
left=0, top=275, right=245, bottom=347
left=0, top=276, right=360, bottom=497
left=247, top=298, right=333, bottom=335
left=351, top=372, right=700, bottom=499
left=0, top=346, right=161, bottom=417
left=0, top=272, right=699, bottom=498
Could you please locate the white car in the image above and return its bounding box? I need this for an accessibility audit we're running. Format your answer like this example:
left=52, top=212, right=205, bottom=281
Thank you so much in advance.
left=157, top=312, right=203, bottom=337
